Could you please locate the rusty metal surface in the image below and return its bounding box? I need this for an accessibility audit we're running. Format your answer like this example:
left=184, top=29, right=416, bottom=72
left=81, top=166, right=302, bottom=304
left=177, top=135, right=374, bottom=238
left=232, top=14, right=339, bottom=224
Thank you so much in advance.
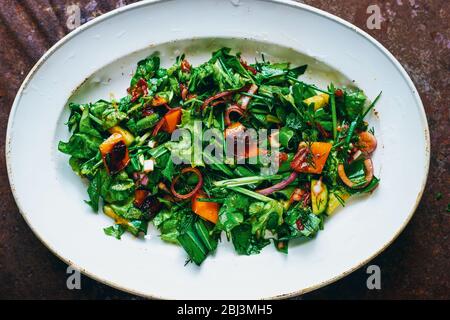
left=0, top=0, right=448, bottom=299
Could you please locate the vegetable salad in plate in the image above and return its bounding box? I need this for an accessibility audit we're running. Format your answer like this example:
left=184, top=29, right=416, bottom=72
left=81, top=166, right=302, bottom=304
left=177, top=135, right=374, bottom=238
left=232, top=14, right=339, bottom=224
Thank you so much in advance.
left=58, top=48, right=380, bottom=265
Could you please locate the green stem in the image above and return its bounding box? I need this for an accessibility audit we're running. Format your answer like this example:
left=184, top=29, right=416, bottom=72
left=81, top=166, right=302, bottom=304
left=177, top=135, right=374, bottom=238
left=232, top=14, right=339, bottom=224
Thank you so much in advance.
left=344, top=119, right=358, bottom=151
left=332, top=140, right=345, bottom=150
left=89, top=114, right=103, bottom=126
left=241, top=92, right=273, bottom=102
left=266, top=115, right=281, bottom=124
left=135, top=131, right=152, bottom=146
left=203, top=152, right=234, bottom=177
left=287, top=76, right=332, bottom=95
left=149, top=143, right=169, bottom=158
left=362, top=91, right=382, bottom=119
left=329, top=83, right=338, bottom=141
left=228, top=186, right=273, bottom=202
left=196, top=198, right=225, bottom=203
left=213, top=175, right=282, bottom=188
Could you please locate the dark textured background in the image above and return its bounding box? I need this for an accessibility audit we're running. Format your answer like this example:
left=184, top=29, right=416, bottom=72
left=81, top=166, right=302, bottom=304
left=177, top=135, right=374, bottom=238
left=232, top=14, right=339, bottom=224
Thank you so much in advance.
left=0, top=0, right=448, bottom=300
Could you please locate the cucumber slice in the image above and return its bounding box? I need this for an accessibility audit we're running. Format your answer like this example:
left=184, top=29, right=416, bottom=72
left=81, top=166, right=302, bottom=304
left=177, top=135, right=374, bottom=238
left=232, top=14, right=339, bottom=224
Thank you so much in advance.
left=311, top=179, right=328, bottom=215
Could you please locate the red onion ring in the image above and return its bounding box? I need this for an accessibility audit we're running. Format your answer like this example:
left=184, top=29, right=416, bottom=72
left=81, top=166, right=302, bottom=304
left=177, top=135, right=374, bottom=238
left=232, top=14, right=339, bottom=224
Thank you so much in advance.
left=239, top=84, right=258, bottom=110
left=256, top=171, right=298, bottom=196
left=201, top=90, right=234, bottom=111
left=225, top=104, right=245, bottom=126
left=152, top=117, right=166, bottom=136
left=290, top=146, right=309, bottom=172
left=338, top=158, right=374, bottom=189
left=170, top=167, right=204, bottom=199
left=240, top=59, right=258, bottom=75
left=180, top=84, right=188, bottom=101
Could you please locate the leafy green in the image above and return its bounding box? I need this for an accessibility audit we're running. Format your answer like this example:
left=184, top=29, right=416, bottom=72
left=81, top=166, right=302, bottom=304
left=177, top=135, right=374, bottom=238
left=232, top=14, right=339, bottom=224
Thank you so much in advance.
left=58, top=133, right=101, bottom=159
left=110, top=199, right=144, bottom=220
left=216, top=192, right=250, bottom=232
left=231, top=223, right=270, bottom=255
left=278, top=207, right=321, bottom=241
left=102, top=108, right=127, bottom=130
left=85, top=170, right=102, bottom=211
left=343, top=89, right=367, bottom=121
left=104, top=224, right=126, bottom=239
left=130, top=54, right=160, bottom=87
left=249, top=200, right=284, bottom=234
left=99, top=170, right=135, bottom=203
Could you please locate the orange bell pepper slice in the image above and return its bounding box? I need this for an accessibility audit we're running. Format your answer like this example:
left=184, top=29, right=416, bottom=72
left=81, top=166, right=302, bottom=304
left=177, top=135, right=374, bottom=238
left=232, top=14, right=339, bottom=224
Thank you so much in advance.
left=192, top=191, right=219, bottom=224
left=291, top=142, right=332, bottom=174
left=162, top=108, right=182, bottom=133
left=134, top=189, right=149, bottom=207
left=151, top=95, right=168, bottom=106
left=99, top=133, right=130, bottom=174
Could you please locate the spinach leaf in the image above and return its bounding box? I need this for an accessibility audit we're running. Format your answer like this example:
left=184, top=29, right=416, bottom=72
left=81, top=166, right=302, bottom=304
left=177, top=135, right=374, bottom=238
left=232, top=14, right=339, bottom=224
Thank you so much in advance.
left=231, top=223, right=270, bottom=255
left=69, top=156, right=82, bottom=175
left=161, top=157, right=176, bottom=181
left=89, top=100, right=110, bottom=118
left=249, top=201, right=284, bottom=234
left=153, top=206, right=191, bottom=244
left=66, top=103, right=82, bottom=132
left=216, top=192, right=250, bottom=232
left=110, top=199, right=144, bottom=220
left=58, top=133, right=101, bottom=159
left=101, top=104, right=127, bottom=129
left=130, top=54, right=160, bottom=87
left=103, top=224, right=126, bottom=239
left=279, top=207, right=321, bottom=241
left=85, top=170, right=101, bottom=211
left=343, top=89, right=367, bottom=121
left=99, top=170, right=135, bottom=203
left=285, top=112, right=303, bottom=130
left=79, top=152, right=102, bottom=178
left=79, top=107, right=102, bottom=138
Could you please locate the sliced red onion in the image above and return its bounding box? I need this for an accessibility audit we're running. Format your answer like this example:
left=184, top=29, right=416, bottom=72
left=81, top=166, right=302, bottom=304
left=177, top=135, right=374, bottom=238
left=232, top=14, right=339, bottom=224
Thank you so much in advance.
left=201, top=90, right=234, bottom=111
left=225, top=104, right=245, bottom=126
left=338, top=158, right=374, bottom=189
left=140, top=174, right=149, bottom=187
left=171, top=167, right=204, bottom=199
left=133, top=172, right=149, bottom=187
left=290, top=146, right=309, bottom=172
left=256, top=171, right=298, bottom=196
left=240, top=59, right=258, bottom=75
left=239, top=84, right=258, bottom=110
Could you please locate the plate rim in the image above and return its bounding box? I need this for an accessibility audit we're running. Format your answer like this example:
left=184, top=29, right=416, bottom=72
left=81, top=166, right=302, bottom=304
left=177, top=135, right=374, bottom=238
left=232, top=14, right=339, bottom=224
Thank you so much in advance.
left=5, top=0, right=430, bottom=300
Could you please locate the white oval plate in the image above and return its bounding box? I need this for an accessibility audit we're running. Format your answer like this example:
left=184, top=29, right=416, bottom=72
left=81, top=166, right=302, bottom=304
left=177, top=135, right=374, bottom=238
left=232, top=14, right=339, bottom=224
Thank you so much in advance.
left=6, top=0, right=429, bottom=299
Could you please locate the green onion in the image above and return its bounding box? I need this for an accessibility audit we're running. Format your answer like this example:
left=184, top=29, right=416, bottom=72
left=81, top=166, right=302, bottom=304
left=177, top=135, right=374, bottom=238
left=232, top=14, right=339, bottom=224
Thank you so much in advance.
left=228, top=186, right=274, bottom=202
left=203, top=152, right=234, bottom=177
left=177, top=225, right=208, bottom=266
left=233, top=166, right=256, bottom=178
left=344, top=119, right=358, bottom=151
left=213, top=175, right=282, bottom=188
left=266, top=115, right=281, bottom=124
left=362, top=91, right=382, bottom=119
left=194, top=220, right=218, bottom=252
left=329, top=83, right=338, bottom=140
left=88, top=114, right=103, bottom=126
left=149, top=143, right=169, bottom=158
left=196, top=198, right=225, bottom=203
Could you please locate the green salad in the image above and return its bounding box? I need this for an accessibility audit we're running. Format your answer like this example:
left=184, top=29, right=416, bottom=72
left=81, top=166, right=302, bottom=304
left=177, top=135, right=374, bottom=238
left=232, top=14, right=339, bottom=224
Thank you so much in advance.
left=59, top=48, right=380, bottom=265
